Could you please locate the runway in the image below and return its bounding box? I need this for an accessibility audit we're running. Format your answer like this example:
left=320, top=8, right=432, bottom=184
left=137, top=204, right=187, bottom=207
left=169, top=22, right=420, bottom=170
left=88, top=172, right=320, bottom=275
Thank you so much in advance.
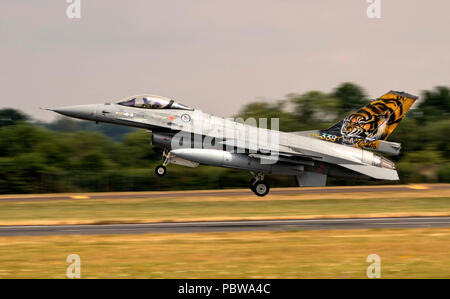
left=1, top=216, right=449, bottom=236
left=0, top=184, right=448, bottom=202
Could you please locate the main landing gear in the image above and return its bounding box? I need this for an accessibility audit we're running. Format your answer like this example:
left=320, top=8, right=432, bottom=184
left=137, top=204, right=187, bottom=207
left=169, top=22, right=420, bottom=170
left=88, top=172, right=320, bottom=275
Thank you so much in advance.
left=155, top=150, right=170, bottom=177
left=249, top=172, right=270, bottom=197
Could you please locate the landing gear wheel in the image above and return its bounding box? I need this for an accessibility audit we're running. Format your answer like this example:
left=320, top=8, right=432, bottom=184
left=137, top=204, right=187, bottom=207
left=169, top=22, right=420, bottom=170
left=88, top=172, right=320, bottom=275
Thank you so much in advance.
left=253, top=181, right=270, bottom=197
left=155, top=165, right=167, bottom=177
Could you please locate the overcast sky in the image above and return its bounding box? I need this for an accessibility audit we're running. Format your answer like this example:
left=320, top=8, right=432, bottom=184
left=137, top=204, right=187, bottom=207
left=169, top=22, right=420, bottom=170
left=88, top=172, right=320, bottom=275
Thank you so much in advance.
left=1, top=0, right=449, bottom=121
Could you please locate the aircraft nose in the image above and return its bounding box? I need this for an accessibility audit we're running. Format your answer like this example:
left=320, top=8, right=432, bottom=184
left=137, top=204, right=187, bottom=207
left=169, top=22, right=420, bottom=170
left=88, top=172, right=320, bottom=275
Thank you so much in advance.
left=52, top=104, right=98, bottom=121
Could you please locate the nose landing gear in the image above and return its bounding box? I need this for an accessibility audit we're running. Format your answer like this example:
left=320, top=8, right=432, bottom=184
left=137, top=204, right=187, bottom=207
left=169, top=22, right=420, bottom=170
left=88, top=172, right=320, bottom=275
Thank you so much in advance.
left=155, top=165, right=167, bottom=176
left=155, top=150, right=170, bottom=177
left=250, top=172, right=270, bottom=197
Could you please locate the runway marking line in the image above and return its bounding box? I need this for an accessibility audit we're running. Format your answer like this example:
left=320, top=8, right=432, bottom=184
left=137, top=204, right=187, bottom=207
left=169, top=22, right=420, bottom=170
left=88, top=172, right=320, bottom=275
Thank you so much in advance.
left=408, top=185, right=429, bottom=190
left=70, top=195, right=90, bottom=199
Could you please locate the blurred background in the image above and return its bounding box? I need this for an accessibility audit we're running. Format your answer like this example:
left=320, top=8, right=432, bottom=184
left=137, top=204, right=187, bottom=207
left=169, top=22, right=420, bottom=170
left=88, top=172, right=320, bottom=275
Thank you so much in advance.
left=0, top=1, right=449, bottom=280
left=1, top=1, right=449, bottom=194
left=0, top=82, right=449, bottom=194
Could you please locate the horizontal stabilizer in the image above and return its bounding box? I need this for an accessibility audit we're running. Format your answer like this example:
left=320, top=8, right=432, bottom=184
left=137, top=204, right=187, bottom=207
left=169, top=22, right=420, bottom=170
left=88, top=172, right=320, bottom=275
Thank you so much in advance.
left=339, top=163, right=399, bottom=180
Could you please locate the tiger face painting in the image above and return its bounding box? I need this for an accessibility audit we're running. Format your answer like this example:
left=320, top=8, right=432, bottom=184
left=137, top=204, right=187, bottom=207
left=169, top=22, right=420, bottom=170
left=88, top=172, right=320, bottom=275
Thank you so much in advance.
left=340, top=99, right=396, bottom=144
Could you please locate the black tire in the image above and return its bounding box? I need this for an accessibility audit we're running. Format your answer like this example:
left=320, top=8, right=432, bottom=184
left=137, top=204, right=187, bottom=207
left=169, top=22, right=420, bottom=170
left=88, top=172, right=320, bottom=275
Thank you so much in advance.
left=155, top=165, right=167, bottom=177
left=249, top=177, right=257, bottom=191
left=253, top=180, right=270, bottom=197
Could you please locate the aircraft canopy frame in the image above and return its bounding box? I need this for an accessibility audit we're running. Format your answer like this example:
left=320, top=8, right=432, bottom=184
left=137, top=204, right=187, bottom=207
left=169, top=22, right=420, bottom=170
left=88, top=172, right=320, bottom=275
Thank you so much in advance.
left=117, top=95, right=193, bottom=111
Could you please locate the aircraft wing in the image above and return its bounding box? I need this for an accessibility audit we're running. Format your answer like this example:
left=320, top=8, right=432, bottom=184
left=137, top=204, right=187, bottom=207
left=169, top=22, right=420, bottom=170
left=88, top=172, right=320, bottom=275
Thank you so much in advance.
left=219, top=137, right=398, bottom=181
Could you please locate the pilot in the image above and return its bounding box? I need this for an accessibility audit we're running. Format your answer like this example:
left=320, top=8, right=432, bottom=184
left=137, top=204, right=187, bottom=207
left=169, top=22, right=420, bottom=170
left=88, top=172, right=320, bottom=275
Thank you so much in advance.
left=151, top=101, right=163, bottom=109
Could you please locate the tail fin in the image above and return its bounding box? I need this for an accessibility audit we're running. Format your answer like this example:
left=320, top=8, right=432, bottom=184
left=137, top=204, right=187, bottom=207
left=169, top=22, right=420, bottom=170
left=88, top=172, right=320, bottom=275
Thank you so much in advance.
left=315, top=90, right=418, bottom=150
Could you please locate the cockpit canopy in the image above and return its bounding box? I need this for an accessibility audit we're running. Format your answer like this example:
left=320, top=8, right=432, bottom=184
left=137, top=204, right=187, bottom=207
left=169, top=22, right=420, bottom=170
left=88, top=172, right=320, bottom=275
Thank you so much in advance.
left=117, top=95, right=193, bottom=110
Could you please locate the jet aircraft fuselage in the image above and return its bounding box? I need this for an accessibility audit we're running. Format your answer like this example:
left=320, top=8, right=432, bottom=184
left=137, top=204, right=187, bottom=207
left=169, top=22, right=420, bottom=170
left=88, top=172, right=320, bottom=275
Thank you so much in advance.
left=50, top=91, right=417, bottom=196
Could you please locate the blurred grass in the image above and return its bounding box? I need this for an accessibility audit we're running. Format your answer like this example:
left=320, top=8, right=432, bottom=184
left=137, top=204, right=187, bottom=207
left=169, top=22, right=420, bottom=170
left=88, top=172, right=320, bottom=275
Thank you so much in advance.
left=0, top=228, right=449, bottom=278
left=0, top=187, right=448, bottom=225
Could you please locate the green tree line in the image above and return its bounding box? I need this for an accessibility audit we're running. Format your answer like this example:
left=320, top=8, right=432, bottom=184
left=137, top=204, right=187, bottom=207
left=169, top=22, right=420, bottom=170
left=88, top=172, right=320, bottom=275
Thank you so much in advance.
left=0, top=83, right=449, bottom=194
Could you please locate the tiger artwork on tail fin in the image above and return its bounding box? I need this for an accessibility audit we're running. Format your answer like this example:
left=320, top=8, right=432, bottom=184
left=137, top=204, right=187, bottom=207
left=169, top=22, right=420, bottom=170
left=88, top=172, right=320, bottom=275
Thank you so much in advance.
left=313, top=91, right=418, bottom=151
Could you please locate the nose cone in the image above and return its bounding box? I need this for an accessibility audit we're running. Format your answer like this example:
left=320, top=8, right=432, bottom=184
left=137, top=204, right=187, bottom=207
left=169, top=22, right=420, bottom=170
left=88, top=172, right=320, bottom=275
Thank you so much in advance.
left=52, top=104, right=98, bottom=121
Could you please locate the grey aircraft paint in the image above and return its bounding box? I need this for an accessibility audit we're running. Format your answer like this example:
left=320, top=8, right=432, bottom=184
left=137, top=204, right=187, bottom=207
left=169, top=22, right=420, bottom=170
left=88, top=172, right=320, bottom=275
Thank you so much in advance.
left=49, top=91, right=417, bottom=196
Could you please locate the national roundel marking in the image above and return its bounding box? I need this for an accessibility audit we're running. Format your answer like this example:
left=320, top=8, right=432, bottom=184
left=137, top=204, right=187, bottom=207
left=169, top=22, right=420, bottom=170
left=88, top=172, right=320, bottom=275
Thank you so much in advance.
left=181, top=114, right=191, bottom=123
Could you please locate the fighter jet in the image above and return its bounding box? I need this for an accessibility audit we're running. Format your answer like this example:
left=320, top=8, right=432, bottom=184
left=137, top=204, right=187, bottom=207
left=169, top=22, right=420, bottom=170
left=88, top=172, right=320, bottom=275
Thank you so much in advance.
left=49, top=90, right=417, bottom=196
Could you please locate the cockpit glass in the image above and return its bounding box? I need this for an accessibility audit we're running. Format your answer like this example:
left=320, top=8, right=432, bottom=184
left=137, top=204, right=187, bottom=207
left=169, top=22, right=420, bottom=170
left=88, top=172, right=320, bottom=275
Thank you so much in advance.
left=117, top=95, right=192, bottom=110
